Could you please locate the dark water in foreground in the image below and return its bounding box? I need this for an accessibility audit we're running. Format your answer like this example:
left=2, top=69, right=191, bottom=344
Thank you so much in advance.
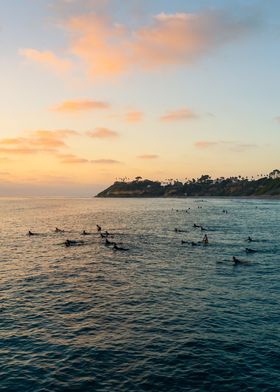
left=0, top=197, right=279, bottom=392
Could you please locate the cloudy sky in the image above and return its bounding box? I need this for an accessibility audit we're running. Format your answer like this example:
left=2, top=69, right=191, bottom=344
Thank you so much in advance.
left=0, top=0, right=279, bottom=195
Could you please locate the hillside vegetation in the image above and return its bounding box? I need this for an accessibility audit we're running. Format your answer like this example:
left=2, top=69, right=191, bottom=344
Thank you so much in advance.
left=96, top=172, right=280, bottom=198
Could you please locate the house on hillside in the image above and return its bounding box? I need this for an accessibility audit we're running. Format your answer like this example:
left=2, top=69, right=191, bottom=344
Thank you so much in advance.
left=269, top=169, right=280, bottom=179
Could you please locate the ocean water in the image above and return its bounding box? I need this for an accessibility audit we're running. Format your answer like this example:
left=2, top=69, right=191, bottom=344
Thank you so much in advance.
left=0, top=197, right=279, bottom=392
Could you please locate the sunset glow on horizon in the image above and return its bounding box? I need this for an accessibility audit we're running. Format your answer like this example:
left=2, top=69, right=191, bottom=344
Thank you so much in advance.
left=0, top=0, right=279, bottom=195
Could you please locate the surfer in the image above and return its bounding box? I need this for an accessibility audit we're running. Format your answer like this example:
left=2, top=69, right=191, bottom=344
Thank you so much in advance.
left=65, top=239, right=84, bottom=247
left=202, top=234, right=208, bottom=244
left=96, top=224, right=101, bottom=231
left=113, top=243, right=129, bottom=251
left=105, top=238, right=114, bottom=246
left=245, top=248, right=257, bottom=253
left=55, top=227, right=64, bottom=233
left=65, top=239, right=74, bottom=247
left=232, top=256, right=241, bottom=264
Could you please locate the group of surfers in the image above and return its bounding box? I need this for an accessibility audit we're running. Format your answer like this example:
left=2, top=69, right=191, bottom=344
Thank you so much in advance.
left=176, top=220, right=258, bottom=264
left=27, top=209, right=259, bottom=262
left=28, top=225, right=129, bottom=251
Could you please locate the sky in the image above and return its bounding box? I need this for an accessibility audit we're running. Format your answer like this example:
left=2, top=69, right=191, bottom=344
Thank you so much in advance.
left=0, top=0, right=279, bottom=196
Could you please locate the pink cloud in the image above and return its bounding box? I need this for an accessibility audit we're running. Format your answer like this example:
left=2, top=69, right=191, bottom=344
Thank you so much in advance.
left=0, top=147, right=39, bottom=155
left=0, top=138, right=24, bottom=145
left=87, top=128, right=119, bottom=138
left=0, top=129, right=78, bottom=155
left=91, top=159, right=121, bottom=164
left=58, top=154, right=121, bottom=165
left=21, top=10, right=257, bottom=78
left=125, top=111, right=143, bottom=123
left=59, top=154, right=89, bottom=164
left=107, top=110, right=144, bottom=123
left=160, top=107, right=197, bottom=121
left=19, top=48, right=72, bottom=74
left=33, top=129, right=78, bottom=137
left=195, top=140, right=257, bottom=151
left=64, top=14, right=129, bottom=77
left=137, top=154, right=158, bottom=159
left=51, top=99, right=110, bottom=112
left=132, top=12, right=257, bottom=70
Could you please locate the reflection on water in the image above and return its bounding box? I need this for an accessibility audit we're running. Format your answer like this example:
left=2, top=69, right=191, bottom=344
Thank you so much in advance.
left=0, top=198, right=279, bottom=391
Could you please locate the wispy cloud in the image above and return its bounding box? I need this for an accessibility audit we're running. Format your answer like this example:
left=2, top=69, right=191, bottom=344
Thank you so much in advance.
left=21, top=10, right=258, bottom=78
left=275, top=116, right=280, bottom=123
left=51, top=99, right=110, bottom=112
left=230, top=143, right=257, bottom=152
left=59, top=153, right=89, bottom=164
left=19, top=48, right=72, bottom=74
left=66, top=11, right=258, bottom=76
left=160, top=107, right=197, bottom=122
left=0, top=138, right=23, bottom=145
left=125, top=111, right=143, bottom=123
left=58, top=153, right=122, bottom=165
left=0, top=147, right=39, bottom=155
left=34, top=129, right=79, bottom=138
left=195, top=140, right=257, bottom=152
left=108, top=110, right=144, bottom=123
left=0, top=129, right=78, bottom=155
left=87, top=127, right=119, bottom=138
left=137, top=154, right=158, bottom=159
left=195, top=141, right=219, bottom=149
left=91, top=159, right=121, bottom=164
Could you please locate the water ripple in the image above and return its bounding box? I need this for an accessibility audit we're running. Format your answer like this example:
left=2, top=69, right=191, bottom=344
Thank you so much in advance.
left=0, top=197, right=279, bottom=391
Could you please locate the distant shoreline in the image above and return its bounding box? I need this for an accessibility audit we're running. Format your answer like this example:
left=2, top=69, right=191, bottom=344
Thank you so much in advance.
left=95, top=195, right=280, bottom=200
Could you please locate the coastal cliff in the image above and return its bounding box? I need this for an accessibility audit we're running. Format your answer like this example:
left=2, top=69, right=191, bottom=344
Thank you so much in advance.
left=96, top=173, right=280, bottom=198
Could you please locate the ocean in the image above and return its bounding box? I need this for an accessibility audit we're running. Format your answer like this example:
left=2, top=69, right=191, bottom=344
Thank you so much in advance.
left=0, top=197, right=279, bottom=391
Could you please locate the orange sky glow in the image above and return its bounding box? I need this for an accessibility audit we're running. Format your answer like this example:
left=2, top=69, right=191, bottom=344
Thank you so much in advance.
left=0, top=0, right=279, bottom=195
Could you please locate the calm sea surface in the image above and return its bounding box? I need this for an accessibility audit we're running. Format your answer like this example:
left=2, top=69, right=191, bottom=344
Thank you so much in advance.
left=0, top=197, right=279, bottom=392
